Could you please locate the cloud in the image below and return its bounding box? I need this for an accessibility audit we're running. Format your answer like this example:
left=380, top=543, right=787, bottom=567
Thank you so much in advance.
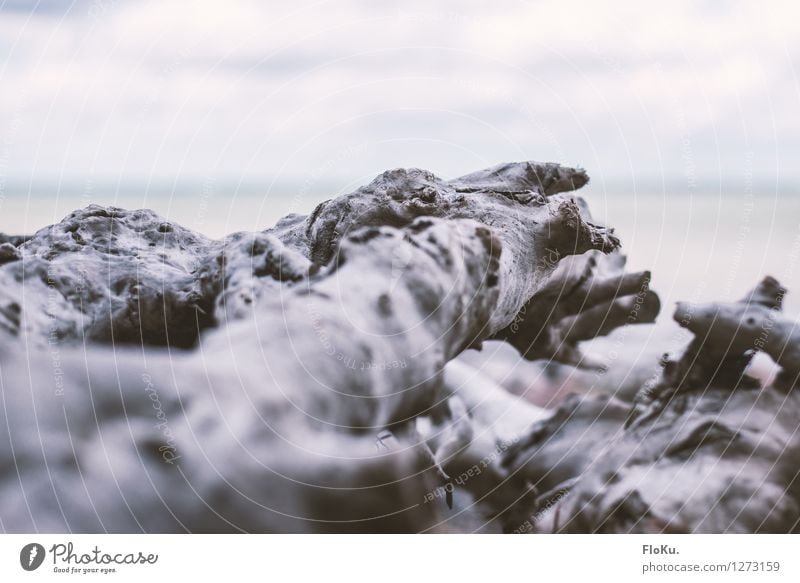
left=0, top=0, right=798, bottom=191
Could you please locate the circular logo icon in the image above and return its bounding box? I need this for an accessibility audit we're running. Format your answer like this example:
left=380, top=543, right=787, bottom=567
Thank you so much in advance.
left=20, top=543, right=46, bottom=571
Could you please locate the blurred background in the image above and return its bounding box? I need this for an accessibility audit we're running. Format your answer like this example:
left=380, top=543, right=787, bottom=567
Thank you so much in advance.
left=1, top=0, right=799, bottom=391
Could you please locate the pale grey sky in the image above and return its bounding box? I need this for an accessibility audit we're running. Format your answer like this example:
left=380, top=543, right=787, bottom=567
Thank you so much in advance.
left=0, top=0, right=798, bottom=193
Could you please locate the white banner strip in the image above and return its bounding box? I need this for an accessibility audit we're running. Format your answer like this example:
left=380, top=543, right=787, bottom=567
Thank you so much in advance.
left=0, top=534, right=797, bottom=581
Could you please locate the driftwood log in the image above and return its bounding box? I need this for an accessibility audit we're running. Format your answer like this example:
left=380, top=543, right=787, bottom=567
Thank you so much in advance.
left=0, top=161, right=642, bottom=533
left=2, top=159, right=795, bottom=533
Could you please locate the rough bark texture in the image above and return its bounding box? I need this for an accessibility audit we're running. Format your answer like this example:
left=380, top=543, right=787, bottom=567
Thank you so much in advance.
left=0, top=207, right=218, bottom=347
left=0, top=161, right=629, bottom=533
left=0, top=162, right=608, bottom=350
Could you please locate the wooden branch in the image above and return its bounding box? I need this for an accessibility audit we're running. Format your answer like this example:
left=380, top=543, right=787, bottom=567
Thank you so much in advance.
left=492, top=251, right=659, bottom=369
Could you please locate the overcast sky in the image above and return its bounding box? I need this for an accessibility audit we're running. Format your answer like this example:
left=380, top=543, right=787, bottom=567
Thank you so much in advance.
left=0, top=0, right=798, bottom=194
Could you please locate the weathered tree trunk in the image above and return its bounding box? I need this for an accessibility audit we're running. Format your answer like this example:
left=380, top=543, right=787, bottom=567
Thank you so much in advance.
left=7, top=160, right=786, bottom=534
left=0, top=162, right=629, bottom=532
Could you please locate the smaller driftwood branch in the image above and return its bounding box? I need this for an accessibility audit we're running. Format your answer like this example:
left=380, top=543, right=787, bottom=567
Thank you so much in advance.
left=502, top=277, right=800, bottom=533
